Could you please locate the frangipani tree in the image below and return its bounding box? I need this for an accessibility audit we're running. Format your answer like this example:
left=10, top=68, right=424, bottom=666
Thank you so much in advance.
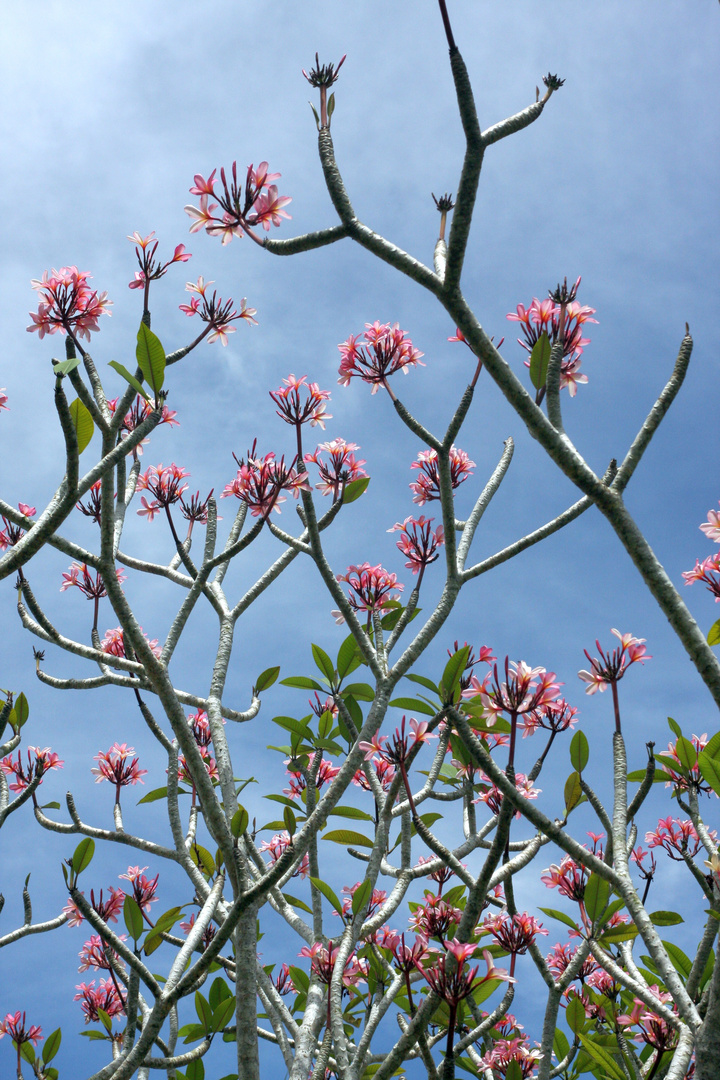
left=0, top=3, right=719, bottom=1080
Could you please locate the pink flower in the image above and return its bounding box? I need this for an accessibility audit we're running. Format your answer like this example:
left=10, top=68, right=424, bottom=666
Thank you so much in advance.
left=185, top=160, right=291, bottom=243
left=507, top=285, right=597, bottom=397
left=1, top=746, right=63, bottom=792
left=269, top=374, right=332, bottom=429
left=578, top=629, right=651, bottom=694
left=0, top=389, right=8, bottom=413
left=118, top=866, right=159, bottom=912
left=483, top=912, right=548, bottom=956
left=180, top=276, right=257, bottom=343
left=74, top=979, right=125, bottom=1023
left=221, top=441, right=309, bottom=517
left=78, top=934, right=125, bottom=972
left=645, top=817, right=705, bottom=861
left=700, top=504, right=720, bottom=544
left=27, top=266, right=111, bottom=341
left=305, top=438, right=368, bottom=500
left=0, top=504, right=36, bottom=551
left=91, top=743, right=147, bottom=798
left=259, top=832, right=310, bottom=879
left=337, top=562, right=403, bottom=616
left=0, top=1011, right=43, bottom=1046
left=463, top=659, right=561, bottom=722
left=127, top=232, right=191, bottom=291
left=338, top=322, right=424, bottom=392
left=682, top=553, right=720, bottom=601
left=409, top=446, right=475, bottom=505
left=99, top=627, right=162, bottom=658
left=388, top=516, right=445, bottom=574
left=60, top=562, right=126, bottom=599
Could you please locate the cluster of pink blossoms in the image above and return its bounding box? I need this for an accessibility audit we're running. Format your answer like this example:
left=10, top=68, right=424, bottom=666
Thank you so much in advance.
left=0, top=503, right=36, bottom=552
left=222, top=442, right=309, bottom=517
left=1, top=746, right=63, bottom=793
left=27, top=266, right=112, bottom=341
left=0, top=389, right=8, bottom=413
left=259, top=832, right=310, bottom=879
left=683, top=498, right=720, bottom=601
left=270, top=373, right=332, bottom=429
left=305, top=438, right=368, bottom=500
left=388, top=515, right=444, bottom=574
left=283, top=753, right=340, bottom=799
left=100, top=626, right=162, bottom=659
left=74, top=979, right=125, bottom=1024
left=91, top=743, right=147, bottom=800
left=337, top=322, right=424, bottom=392
left=185, top=161, right=291, bottom=244
left=507, top=284, right=598, bottom=396
left=335, top=562, right=403, bottom=620
left=179, top=275, right=257, bottom=345
left=409, top=446, right=475, bottom=505
left=127, top=230, right=191, bottom=291
left=577, top=628, right=650, bottom=694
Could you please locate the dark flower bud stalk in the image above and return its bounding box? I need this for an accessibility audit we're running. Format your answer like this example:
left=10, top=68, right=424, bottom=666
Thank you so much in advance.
left=303, top=53, right=346, bottom=129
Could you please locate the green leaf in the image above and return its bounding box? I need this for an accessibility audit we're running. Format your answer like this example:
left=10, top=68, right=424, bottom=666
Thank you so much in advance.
left=707, top=619, right=720, bottom=647
left=584, top=873, right=611, bottom=924
left=96, top=1007, right=113, bottom=1034
left=312, top=643, right=336, bottom=683
left=136, top=321, right=166, bottom=395
left=569, top=730, right=589, bottom=773
left=231, top=805, right=249, bottom=838
left=698, top=750, right=720, bottom=797
left=328, top=805, right=374, bottom=822
left=281, top=893, right=313, bottom=914
left=504, top=1062, right=523, bottom=1080
left=337, top=634, right=362, bottom=679
left=662, top=940, right=692, bottom=980
left=69, top=397, right=94, bottom=453
left=341, top=682, right=375, bottom=702
left=440, top=645, right=470, bottom=703
left=552, top=1028, right=570, bottom=1064
left=20, top=1041, right=36, bottom=1065
left=283, top=806, right=297, bottom=836
left=529, top=331, right=551, bottom=390
left=323, top=829, right=374, bottom=849
left=342, top=476, right=370, bottom=504
left=288, top=966, right=309, bottom=993
left=14, top=692, right=29, bottom=728
left=705, top=730, right=720, bottom=758
left=52, top=355, right=81, bottom=375
left=72, top=837, right=95, bottom=876
left=538, top=907, right=580, bottom=932
left=667, top=717, right=683, bottom=739
left=654, top=752, right=688, bottom=777
left=281, top=676, right=323, bottom=691
left=137, top=786, right=170, bottom=804
left=144, top=906, right=184, bottom=955
left=649, top=910, right=684, bottom=926
left=675, top=734, right=698, bottom=772
left=195, top=990, right=213, bottom=1033
left=577, top=1032, right=626, bottom=1080
left=187, top=1057, right=205, bottom=1080
left=310, top=876, right=344, bottom=916
left=209, top=977, right=232, bottom=1010
left=255, top=666, right=280, bottom=692
left=388, top=696, right=436, bottom=717
left=566, top=992, right=586, bottom=1035
left=410, top=812, right=443, bottom=837
left=212, top=996, right=236, bottom=1033
left=41, top=1028, right=61, bottom=1065
left=404, top=673, right=440, bottom=695
left=564, top=770, right=583, bottom=812
left=190, top=844, right=215, bottom=878
left=124, top=895, right=145, bottom=942
left=108, top=360, right=151, bottom=402
left=600, top=925, right=639, bottom=944
left=351, top=879, right=373, bottom=918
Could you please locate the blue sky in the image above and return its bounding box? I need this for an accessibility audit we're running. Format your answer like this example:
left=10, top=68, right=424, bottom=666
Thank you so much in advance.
left=1, top=1, right=718, bottom=1074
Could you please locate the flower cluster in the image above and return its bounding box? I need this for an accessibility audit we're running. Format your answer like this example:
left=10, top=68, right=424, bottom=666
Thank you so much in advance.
left=336, top=562, right=403, bottom=618
left=578, top=629, right=650, bottom=695
left=179, top=276, right=257, bottom=345
left=100, top=626, right=162, bottom=659
left=60, top=562, right=126, bottom=599
left=388, top=515, right=444, bottom=574
left=127, top=231, right=191, bottom=293
left=185, top=161, right=291, bottom=244
left=221, top=442, right=309, bottom=517
left=463, top=659, right=561, bottom=724
left=283, top=754, right=340, bottom=799
left=269, top=374, right=332, bottom=429
left=305, top=439, right=367, bottom=500
left=91, top=743, right=147, bottom=799
left=1, top=746, right=63, bottom=793
left=298, top=942, right=366, bottom=988
left=27, top=266, right=111, bottom=341
left=0, top=1011, right=43, bottom=1047
left=259, top=832, right=310, bottom=879
left=0, top=503, right=36, bottom=552
left=338, top=322, right=424, bottom=392
left=645, top=817, right=704, bottom=860
left=409, top=446, right=475, bottom=505
left=507, top=286, right=597, bottom=396
left=74, top=979, right=126, bottom=1024
left=137, top=463, right=190, bottom=516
